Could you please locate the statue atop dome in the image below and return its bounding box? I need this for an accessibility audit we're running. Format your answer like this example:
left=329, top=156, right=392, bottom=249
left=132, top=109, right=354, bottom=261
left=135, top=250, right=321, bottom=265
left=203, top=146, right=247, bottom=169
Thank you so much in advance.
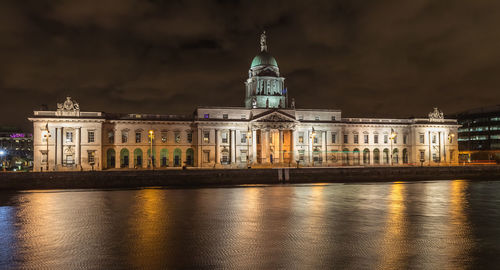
left=260, top=31, right=267, bottom=52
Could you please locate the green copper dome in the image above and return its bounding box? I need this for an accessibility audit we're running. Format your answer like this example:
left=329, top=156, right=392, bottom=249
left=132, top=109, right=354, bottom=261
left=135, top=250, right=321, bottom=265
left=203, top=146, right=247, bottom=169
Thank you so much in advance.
left=251, top=51, right=278, bottom=68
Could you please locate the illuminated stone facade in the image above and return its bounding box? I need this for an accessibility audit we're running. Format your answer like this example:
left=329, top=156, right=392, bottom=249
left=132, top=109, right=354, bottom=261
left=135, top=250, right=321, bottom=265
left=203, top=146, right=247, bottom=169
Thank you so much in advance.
left=29, top=33, right=460, bottom=171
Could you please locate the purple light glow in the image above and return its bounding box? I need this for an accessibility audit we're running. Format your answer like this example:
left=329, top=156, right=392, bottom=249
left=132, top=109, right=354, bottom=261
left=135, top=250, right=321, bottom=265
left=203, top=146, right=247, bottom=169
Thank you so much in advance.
left=9, top=133, right=25, bottom=138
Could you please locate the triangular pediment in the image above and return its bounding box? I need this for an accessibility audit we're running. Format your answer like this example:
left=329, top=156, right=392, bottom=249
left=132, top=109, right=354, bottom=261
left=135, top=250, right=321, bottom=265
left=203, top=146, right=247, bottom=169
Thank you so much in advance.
left=251, top=110, right=297, bottom=123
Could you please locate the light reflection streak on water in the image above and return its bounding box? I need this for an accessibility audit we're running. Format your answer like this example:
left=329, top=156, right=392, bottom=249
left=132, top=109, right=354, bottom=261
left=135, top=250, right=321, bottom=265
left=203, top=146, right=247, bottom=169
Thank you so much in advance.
left=127, top=189, right=168, bottom=268
left=448, top=180, right=473, bottom=269
left=378, top=182, right=408, bottom=269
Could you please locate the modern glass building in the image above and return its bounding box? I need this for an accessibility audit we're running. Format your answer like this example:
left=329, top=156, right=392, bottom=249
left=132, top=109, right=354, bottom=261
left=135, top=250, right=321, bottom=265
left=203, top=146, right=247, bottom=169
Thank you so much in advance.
left=454, top=105, right=500, bottom=163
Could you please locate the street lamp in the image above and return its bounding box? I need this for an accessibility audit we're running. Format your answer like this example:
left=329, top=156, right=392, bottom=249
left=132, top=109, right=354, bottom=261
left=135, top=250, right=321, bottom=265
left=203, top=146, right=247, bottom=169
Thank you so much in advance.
left=41, top=127, right=51, bottom=171
left=0, top=150, right=5, bottom=172
left=389, top=129, right=397, bottom=166
left=148, top=130, right=154, bottom=170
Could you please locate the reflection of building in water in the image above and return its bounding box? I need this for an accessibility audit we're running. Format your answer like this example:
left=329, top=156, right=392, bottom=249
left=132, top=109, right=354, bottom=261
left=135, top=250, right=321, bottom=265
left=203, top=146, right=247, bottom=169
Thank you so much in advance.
left=29, top=32, right=459, bottom=171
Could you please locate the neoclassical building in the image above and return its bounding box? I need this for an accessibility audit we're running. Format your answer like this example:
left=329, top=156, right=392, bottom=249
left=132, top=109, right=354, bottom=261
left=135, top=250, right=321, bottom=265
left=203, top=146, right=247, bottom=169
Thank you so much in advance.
left=29, top=32, right=460, bottom=171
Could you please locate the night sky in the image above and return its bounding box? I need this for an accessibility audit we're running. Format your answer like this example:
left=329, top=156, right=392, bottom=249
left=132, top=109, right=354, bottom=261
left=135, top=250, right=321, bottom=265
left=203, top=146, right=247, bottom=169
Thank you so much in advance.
left=1, top=0, right=500, bottom=131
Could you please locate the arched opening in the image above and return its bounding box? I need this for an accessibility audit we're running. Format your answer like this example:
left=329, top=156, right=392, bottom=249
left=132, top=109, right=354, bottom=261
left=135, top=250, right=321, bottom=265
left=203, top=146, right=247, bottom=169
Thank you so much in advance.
left=403, top=148, right=409, bottom=164
left=106, top=148, right=115, bottom=169
left=393, top=148, right=399, bottom=165
left=373, top=148, right=380, bottom=164
left=363, top=148, right=370, bottom=165
left=353, top=148, right=360, bottom=165
left=147, top=149, right=156, bottom=168
left=221, top=149, right=229, bottom=164
left=186, top=148, right=194, bottom=166
left=173, top=148, right=182, bottom=167
left=160, top=149, right=168, bottom=167
left=383, top=149, right=389, bottom=164
left=134, top=148, right=143, bottom=168
left=120, top=148, right=129, bottom=168
left=342, top=148, right=349, bottom=165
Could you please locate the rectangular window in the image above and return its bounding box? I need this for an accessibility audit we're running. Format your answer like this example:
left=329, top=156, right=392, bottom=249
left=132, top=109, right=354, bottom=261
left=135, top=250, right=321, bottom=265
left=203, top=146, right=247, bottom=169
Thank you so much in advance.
left=298, top=132, right=304, bottom=143
left=298, top=115, right=304, bottom=120
left=315, top=116, right=320, bottom=121
left=203, top=151, right=210, bottom=162
left=204, top=114, right=209, bottom=119
left=107, top=131, right=114, bottom=144
left=364, top=134, right=369, bottom=144
left=222, top=132, right=228, bottom=143
left=403, top=135, right=407, bottom=144
left=344, top=134, right=348, bottom=144
left=384, top=135, right=388, bottom=144
left=175, top=132, right=181, bottom=143
left=122, top=131, right=128, bottom=143
left=432, top=135, right=436, bottom=144
left=419, top=150, right=425, bottom=161
left=241, top=115, right=246, bottom=120
left=223, top=114, right=228, bottom=119
left=66, top=131, right=73, bottom=143
left=41, top=152, right=48, bottom=164
left=241, top=132, right=247, bottom=144
left=88, top=151, right=95, bottom=164
left=331, top=133, right=337, bottom=143
left=331, top=116, right=336, bottom=121
left=187, top=132, right=193, bottom=143
left=135, top=132, right=141, bottom=143
left=313, top=136, right=319, bottom=144
left=299, top=150, right=305, bottom=161
left=354, top=134, right=359, bottom=144
left=203, top=131, right=210, bottom=143
left=240, top=150, right=247, bottom=162
left=419, top=134, right=425, bottom=144
left=393, top=135, right=397, bottom=144
left=65, top=155, right=74, bottom=165
left=88, top=131, right=95, bottom=143
left=374, top=134, right=379, bottom=144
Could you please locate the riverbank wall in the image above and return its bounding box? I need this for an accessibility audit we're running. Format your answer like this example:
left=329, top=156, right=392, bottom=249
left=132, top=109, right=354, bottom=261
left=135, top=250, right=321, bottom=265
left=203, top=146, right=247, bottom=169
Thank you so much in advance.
left=1, top=166, right=500, bottom=190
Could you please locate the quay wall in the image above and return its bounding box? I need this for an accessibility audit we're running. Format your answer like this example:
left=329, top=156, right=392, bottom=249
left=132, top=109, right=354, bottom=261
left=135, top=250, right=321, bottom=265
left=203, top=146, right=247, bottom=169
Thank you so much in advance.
left=1, top=166, right=500, bottom=190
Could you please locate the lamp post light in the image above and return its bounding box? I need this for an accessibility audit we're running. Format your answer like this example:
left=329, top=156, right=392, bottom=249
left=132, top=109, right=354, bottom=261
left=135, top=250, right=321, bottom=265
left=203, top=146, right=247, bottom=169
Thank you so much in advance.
left=310, top=127, right=316, bottom=166
left=148, top=130, right=154, bottom=170
left=389, top=129, right=397, bottom=166
left=41, top=128, right=51, bottom=171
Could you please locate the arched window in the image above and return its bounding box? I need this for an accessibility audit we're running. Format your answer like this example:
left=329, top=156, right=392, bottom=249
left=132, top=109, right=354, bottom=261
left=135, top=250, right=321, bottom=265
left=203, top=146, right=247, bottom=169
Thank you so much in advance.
left=120, top=148, right=129, bottom=168
left=134, top=148, right=143, bottom=168
left=383, top=149, right=389, bottom=164
left=353, top=148, right=360, bottom=165
left=186, top=148, right=194, bottom=166
left=106, top=148, right=116, bottom=169
left=403, top=148, right=409, bottom=164
left=373, top=149, right=380, bottom=164
left=393, top=148, right=399, bottom=164
left=363, top=148, right=370, bottom=165
left=173, top=148, right=182, bottom=167
left=342, top=148, right=349, bottom=165
left=160, top=149, right=168, bottom=167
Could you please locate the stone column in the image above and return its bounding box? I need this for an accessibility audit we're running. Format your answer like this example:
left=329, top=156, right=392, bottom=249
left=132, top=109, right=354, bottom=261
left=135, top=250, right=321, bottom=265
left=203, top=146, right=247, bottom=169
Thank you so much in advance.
left=56, top=127, right=63, bottom=166
left=262, top=130, right=269, bottom=163
left=215, top=129, right=220, bottom=164
left=252, top=129, right=257, bottom=164
left=321, top=130, right=327, bottom=165
left=75, top=127, right=81, bottom=166
left=230, top=129, right=236, bottom=164
left=197, top=128, right=202, bottom=167
left=115, top=147, right=120, bottom=169
left=279, top=130, right=284, bottom=163
left=308, top=130, right=313, bottom=164
left=291, top=129, right=296, bottom=162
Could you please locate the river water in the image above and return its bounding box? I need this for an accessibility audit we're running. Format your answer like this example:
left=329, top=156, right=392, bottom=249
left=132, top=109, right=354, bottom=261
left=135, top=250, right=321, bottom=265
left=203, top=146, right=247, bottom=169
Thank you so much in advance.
left=0, top=180, right=499, bottom=269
